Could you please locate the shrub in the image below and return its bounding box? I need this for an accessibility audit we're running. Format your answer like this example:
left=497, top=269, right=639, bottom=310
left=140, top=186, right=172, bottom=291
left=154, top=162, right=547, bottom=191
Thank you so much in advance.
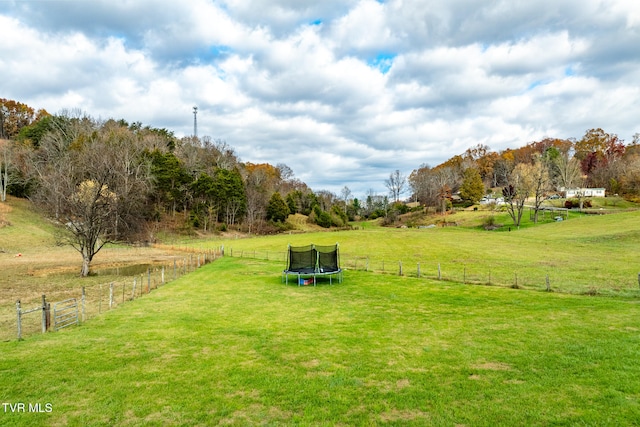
left=482, top=215, right=501, bottom=230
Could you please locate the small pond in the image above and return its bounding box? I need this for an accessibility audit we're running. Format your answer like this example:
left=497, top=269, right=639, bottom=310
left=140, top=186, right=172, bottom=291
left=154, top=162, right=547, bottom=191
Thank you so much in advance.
left=95, top=263, right=152, bottom=277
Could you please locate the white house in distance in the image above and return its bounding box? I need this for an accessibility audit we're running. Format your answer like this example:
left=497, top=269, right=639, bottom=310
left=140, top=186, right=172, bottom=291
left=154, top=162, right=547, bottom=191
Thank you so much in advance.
left=560, top=187, right=606, bottom=198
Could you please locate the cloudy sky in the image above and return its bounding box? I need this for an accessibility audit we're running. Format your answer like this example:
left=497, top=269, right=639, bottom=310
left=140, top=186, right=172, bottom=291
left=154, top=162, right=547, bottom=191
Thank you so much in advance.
left=2, top=1, right=639, bottom=197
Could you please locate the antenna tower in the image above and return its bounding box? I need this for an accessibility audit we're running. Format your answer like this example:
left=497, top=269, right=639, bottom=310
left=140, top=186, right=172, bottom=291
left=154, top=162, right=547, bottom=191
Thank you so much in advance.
left=193, top=106, right=198, bottom=138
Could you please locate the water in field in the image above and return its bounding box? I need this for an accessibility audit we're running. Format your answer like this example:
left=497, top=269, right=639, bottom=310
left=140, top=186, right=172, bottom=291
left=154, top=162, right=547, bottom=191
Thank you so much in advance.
left=95, top=263, right=152, bottom=276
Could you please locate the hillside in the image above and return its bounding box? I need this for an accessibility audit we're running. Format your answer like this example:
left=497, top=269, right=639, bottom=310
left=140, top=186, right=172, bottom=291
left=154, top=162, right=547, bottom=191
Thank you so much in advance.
left=182, top=208, right=640, bottom=296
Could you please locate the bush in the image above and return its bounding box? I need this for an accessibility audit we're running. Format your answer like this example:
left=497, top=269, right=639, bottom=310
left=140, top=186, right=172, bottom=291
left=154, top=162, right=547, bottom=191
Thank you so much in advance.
left=312, top=206, right=333, bottom=228
left=482, top=215, right=501, bottom=230
left=565, top=199, right=592, bottom=208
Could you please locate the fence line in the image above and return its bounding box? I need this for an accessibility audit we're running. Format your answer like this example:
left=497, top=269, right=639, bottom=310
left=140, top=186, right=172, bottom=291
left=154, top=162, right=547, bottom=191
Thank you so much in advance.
left=224, top=247, right=640, bottom=296
left=8, top=248, right=223, bottom=341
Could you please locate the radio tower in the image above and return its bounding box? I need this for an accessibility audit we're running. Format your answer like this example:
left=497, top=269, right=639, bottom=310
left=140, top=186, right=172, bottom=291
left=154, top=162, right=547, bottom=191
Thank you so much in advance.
left=193, top=106, right=198, bottom=138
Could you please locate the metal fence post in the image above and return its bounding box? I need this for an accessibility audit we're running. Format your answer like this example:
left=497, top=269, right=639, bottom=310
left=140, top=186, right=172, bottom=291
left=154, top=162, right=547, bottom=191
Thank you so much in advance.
left=16, top=300, right=22, bottom=340
left=82, top=287, right=86, bottom=322
left=41, top=294, right=47, bottom=333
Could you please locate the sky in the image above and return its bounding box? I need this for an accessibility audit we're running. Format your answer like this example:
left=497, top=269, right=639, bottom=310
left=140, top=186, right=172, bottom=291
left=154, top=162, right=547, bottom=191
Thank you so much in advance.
left=1, top=0, right=640, bottom=197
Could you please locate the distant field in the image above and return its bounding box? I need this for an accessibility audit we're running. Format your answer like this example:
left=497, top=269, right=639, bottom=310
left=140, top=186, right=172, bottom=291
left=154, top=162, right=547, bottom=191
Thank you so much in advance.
left=179, top=209, right=640, bottom=296
left=2, top=257, right=639, bottom=426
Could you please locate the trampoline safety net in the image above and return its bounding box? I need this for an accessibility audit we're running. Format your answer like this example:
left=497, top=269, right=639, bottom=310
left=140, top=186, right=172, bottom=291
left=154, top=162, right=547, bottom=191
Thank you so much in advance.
left=283, top=243, right=342, bottom=285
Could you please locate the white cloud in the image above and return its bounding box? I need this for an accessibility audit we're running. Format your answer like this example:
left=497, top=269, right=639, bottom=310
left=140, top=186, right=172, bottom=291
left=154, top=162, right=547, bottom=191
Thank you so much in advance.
left=1, top=1, right=640, bottom=196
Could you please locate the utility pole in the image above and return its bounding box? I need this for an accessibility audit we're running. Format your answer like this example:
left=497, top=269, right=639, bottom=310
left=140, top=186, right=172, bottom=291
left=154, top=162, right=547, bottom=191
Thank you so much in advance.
left=193, top=106, right=198, bottom=138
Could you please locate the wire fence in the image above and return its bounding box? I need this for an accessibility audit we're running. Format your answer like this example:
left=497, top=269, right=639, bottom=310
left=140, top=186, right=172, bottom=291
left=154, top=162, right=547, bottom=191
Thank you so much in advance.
left=225, top=247, right=640, bottom=297
left=2, top=248, right=222, bottom=341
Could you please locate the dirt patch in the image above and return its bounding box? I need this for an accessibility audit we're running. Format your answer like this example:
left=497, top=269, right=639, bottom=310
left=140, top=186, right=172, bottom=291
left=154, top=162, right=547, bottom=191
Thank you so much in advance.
left=472, top=362, right=513, bottom=371
left=396, top=378, right=410, bottom=389
left=301, top=359, right=321, bottom=369
left=379, top=409, right=430, bottom=422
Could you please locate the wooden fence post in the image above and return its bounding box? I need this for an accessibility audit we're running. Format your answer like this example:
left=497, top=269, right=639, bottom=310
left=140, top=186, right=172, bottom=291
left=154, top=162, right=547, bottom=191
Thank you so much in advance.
left=147, top=269, right=151, bottom=293
left=399, top=261, right=403, bottom=276
left=546, top=274, right=551, bottom=292
left=173, top=259, right=177, bottom=280
left=417, top=262, right=421, bottom=278
left=162, top=266, right=165, bottom=284
left=109, top=282, right=114, bottom=309
left=99, top=284, right=102, bottom=313
left=438, top=263, right=441, bottom=280
left=132, top=279, right=137, bottom=300
left=16, top=300, right=21, bottom=340
left=82, top=287, right=86, bottom=321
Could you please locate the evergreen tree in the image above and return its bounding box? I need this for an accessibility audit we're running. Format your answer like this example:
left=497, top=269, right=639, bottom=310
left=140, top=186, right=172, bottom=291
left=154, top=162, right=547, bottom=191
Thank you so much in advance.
left=266, top=192, right=289, bottom=222
left=460, top=167, right=485, bottom=203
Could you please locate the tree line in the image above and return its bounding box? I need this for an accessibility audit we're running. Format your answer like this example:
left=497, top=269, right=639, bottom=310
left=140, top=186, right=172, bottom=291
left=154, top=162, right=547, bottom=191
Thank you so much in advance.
left=0, top=99, right=372, bottom=275
left=408, top=129, right=640, bottom=226
left=3, top=97, right=638, bottom=273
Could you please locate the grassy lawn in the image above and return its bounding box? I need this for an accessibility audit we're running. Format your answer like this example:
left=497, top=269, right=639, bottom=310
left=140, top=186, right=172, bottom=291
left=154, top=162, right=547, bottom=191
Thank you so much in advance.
left=2, top=256, right=640, bottom=426
left=177, top=209, right=640, bottom=296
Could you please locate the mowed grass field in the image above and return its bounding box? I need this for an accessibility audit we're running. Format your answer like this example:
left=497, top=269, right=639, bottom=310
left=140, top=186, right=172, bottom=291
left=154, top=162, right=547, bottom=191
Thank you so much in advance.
left=2, top=256, right=640, bottom=425
left=2, top=198, right=640, bottom=425
left=183, top=209, right=640, bottom=296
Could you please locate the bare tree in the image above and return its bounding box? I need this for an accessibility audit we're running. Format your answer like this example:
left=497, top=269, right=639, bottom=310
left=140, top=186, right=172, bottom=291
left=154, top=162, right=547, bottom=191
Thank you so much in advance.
left=0, top=140, right=10, bottom=202
left=30, top=118, right=152, bottom=276
left=503, top=163, right=534, bottom=228
left=552, top=151, right=582, bottom=191
left=529, top=157, right=552, bottom=223
left=341, top=185, right=352, bottom=210
left=385, top=169, right=406, bottom=202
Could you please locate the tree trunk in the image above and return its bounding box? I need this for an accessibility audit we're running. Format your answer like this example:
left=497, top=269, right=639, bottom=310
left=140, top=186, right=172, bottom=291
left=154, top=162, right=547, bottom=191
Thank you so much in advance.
left=81, top=255, right=91, bottom=277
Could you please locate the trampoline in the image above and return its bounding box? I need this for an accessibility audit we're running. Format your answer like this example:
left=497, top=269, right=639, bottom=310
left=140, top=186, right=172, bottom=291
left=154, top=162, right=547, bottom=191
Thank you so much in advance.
left=282, top=243, right=343, bottom=286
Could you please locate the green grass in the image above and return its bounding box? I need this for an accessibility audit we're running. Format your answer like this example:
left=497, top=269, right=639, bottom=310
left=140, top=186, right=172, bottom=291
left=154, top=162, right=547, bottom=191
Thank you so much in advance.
left=178, top=210, right=640, bottom=296
left=0, top=197, right=189, bottom=341
left=2, top=257, right=640, bottom=425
